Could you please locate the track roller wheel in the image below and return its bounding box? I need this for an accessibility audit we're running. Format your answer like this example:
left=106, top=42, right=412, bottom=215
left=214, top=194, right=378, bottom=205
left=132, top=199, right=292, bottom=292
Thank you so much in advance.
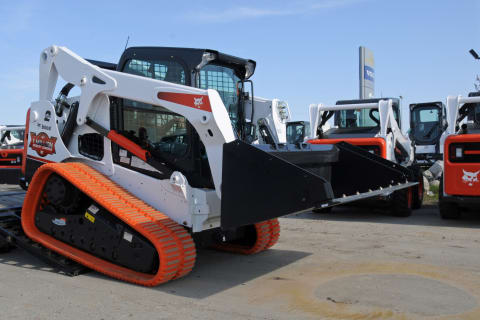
left=410, top=166, right=424, bottom=210
left=21, top=162, right=196, bottom=286
left=438, top=178, right=461, bottom=219
left=439, top=199, right=461, bottom=219
left=0, top=237, right=13, bottom=253
left=390, top=187, right=413, bottom=217
left=213, top=219, right=280, bottom=254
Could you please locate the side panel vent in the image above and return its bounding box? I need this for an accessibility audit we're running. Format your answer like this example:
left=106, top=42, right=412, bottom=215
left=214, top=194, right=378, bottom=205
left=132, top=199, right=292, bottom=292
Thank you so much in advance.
left=79, top=133, right=104, bottom=160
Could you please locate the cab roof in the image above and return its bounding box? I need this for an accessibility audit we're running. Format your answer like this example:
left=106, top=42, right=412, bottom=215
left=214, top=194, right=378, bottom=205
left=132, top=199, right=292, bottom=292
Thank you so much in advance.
left=117, top=47, right=256, bottom=80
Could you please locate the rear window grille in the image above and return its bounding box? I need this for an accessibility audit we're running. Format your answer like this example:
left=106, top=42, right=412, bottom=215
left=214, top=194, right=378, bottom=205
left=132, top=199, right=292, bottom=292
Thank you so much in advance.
left=78, top=133, right=104, bottom=161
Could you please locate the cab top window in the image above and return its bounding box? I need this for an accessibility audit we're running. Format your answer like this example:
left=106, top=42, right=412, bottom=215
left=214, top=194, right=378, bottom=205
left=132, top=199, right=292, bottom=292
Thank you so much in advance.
left=124, top=59, right=186, bottom=85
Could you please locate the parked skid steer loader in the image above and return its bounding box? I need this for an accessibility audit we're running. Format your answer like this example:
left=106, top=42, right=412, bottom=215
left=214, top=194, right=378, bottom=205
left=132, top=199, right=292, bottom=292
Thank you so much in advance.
left=439, top=92, right=480, bottom=219
left=409, top=101, right=447, bottom=188
left=307, top=98, right=423, bottom=215
left=409, top=101, right=447, bottom=167
left=0, top=45, right=414, bottom=286
left=0, top=125, right=25, bottom=185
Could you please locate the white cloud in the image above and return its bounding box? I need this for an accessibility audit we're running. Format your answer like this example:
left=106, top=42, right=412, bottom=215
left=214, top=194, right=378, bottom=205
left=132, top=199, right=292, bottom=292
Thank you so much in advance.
left=186, top=7, right=293, bottom=23
left=184, top=0, right=364, bottom=23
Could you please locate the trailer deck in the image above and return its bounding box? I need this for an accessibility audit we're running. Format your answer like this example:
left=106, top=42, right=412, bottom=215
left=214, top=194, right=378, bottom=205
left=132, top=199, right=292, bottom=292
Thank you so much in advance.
left=0, top=187, right=88, bottom=276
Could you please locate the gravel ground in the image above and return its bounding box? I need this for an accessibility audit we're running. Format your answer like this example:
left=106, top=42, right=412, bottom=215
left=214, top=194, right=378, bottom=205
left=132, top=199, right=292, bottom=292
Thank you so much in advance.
left=0, top=184, right=479, bottom=320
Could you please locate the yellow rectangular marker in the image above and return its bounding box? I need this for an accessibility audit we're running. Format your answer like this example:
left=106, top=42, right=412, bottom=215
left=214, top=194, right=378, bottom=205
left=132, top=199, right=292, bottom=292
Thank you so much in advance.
left=85, top=212, right=95, bottom=223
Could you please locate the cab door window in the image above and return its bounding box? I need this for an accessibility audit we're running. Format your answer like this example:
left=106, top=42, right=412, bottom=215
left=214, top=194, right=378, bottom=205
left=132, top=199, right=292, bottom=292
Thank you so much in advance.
left=199, top=64, right=239, bottom=122
left=411, top=106, right=441, bottom=145
left=122, top=106, right=188, bottom=158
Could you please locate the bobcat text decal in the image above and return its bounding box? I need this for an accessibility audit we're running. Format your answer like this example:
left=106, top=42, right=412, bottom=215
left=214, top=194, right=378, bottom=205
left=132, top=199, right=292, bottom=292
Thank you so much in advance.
left=30, top=132, right=57, bottom=157
left=462, top=169, right=479, bottom=187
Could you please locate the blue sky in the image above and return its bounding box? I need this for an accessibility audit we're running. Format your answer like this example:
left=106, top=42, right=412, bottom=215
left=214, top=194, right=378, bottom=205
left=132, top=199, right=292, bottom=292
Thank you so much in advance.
left=0, top=0, right=479, bottom=126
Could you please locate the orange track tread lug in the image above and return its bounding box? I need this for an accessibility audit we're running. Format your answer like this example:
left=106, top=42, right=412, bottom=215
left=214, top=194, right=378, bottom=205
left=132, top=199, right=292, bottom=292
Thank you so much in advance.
left=21, top=162, right=196, bottom=286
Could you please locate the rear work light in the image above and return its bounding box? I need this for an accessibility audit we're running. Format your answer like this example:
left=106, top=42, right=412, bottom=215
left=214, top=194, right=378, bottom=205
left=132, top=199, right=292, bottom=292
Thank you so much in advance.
left=455, top=147, right=463, bottom=158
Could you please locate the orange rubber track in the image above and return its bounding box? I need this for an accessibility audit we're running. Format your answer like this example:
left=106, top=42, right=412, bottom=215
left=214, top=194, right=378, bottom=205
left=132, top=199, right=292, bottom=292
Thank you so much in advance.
left=21, top=162, right=196, bottom=286
left=213, top=219, right=280, bottom=254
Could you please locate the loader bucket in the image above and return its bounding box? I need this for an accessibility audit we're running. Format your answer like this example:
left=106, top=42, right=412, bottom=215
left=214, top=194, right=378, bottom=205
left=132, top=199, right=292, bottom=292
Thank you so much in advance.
left=220, top=140, right=415, bottom=229
left=220, top=140, right=335, bottom=229
left=329, top=142, right=414, bottom=197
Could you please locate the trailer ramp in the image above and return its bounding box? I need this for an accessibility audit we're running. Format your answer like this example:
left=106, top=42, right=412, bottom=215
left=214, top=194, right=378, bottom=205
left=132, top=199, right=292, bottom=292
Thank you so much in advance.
left=0, top=190, right=88, bottom=276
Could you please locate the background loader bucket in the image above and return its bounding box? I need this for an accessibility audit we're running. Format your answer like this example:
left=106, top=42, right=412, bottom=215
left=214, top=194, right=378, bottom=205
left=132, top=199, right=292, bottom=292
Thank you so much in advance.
left=220, top=140, right=335, bottom=229
left=330, top=142, right=414, bottom=198
left=221, top=140, right=415, bottom=229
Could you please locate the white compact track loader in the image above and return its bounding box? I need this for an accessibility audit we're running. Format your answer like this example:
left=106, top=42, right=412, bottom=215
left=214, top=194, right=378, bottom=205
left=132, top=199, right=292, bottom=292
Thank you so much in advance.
left=0, top=46, right=415, bottom=286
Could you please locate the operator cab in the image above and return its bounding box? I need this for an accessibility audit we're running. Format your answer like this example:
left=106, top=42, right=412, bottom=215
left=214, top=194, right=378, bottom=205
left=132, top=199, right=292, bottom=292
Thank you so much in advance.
left=117, top=47, right=256, bottom=139
left=409, top=102, right=445, bottom=146
left=460, top=91, right=480, bottom=134
left=0, top=126, right=25, bottom=149
left=286, top=121, right=310, bottom=144
left=108, top=47, right=256, bottom=188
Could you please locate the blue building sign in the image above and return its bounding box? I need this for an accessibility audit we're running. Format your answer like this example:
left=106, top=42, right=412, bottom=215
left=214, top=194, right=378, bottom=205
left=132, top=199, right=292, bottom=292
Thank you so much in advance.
left=364, top=65, right=374, bottom=82
left=359, top=46, right=375, bottom=99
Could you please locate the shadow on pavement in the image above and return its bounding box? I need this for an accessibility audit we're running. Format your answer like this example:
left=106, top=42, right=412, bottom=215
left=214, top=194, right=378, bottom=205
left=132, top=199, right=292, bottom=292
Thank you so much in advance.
left=0, top=247, right=65, bottom=275
left=0, top=245, right=310, bottom=299
left=153, top=248, right=310, bottom=298
left=286, top=203, right=480, bottom=228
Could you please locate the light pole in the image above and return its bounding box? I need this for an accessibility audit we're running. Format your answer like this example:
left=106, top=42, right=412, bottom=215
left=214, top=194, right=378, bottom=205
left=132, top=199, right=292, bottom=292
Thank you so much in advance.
left=470, top=49, right=480, bottom=60
left=470, top=49, right=480, bottom=91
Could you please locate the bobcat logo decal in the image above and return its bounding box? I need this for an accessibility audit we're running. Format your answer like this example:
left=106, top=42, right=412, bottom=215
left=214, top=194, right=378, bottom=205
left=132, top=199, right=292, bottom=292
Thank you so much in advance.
left=30, top=132, right=57, bottom=157
left=462, top=169, right=479, bottom=187
left=193, top=97, right=204, bottom=108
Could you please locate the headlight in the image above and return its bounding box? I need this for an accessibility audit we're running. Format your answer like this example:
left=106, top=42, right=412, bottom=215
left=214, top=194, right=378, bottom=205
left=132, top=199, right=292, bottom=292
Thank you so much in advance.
left=277, top=101, right=290, bottom=122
